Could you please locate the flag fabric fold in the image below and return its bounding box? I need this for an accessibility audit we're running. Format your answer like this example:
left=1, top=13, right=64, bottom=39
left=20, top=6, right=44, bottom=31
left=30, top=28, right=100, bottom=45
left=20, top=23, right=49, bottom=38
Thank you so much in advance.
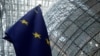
left=4, top=5, right=52, bottom=56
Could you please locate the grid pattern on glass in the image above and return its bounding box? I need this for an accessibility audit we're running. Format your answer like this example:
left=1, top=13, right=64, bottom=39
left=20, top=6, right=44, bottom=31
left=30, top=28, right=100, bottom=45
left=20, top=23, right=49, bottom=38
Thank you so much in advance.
left=0, top=0, right=100, bottom=56
left=45, top=0, right=100, bottom=56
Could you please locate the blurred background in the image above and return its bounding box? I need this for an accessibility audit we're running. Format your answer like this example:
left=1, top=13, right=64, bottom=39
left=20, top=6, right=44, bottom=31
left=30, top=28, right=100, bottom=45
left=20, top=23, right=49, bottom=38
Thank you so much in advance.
left=0, top=0, right=100, bottom=56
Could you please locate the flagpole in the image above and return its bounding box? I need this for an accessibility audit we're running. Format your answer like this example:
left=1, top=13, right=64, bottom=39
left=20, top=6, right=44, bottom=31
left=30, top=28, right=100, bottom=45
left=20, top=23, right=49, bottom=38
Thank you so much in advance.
left=34, top=4, right=42, bottom=13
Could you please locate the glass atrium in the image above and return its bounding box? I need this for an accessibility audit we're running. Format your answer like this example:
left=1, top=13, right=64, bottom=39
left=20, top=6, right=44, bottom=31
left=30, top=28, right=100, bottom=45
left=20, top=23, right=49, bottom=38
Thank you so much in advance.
left=0, top=0, right=100, bottom=56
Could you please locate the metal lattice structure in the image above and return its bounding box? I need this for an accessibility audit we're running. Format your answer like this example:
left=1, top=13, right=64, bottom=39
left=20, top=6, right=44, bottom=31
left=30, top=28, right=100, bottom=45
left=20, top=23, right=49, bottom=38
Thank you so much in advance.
left=0, top=0, right=100, bottom=56
left=45, top=0, right=100, bottom=56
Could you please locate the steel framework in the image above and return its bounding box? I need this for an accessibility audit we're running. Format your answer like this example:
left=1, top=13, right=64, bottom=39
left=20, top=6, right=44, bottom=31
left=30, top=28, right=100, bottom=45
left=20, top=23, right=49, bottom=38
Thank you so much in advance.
left=0, top=0, right=100, bottom=56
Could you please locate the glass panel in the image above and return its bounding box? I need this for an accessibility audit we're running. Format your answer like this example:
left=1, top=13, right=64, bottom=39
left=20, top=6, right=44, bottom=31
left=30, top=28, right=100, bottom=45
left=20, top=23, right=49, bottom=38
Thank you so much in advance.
left=74, top=13, right=90, bottom=27
left=75, top=32, right=91, bottom=47
left=62, top=40, right=72, bottom=52
left=63, top=20, right=72, bottom=27
left=76, top=51, right=87, bottom=56
left=85, top=22, right=100, bottom=37
left=67, top=43, right=79, bottom=56
left=83, top=40, right=100, bottom=56
left=57, top=36, right=67, bottom=48
left=64, top=24, right=78, bottom=38
left=69, top=8, right=84, bottom=21
left=93, top=49, right=100, bottom=56
left=52, top=46, right=60, bottom=56
left=81, top=18, right=95, bottom=30
left=58, top=51, right=66, bottom=56
left=85, top=0, right=97, bottom=8
left=88, top=3, right=100, bottom=16
left=94, top=32, right=100, bottom=43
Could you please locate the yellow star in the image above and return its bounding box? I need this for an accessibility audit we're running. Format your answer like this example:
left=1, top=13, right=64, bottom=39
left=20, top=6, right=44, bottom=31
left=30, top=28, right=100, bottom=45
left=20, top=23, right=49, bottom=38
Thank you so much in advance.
left=33, top=32, right=41, bottom=39
left=21, top=19, right=28, bottom=25
left=46, top=39, right=50, bottom=45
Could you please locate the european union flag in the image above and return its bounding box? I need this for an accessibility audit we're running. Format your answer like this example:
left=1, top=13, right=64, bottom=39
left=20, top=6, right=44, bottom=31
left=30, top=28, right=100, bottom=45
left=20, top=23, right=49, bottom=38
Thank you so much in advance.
left=4, top=5, right=52, bottom=56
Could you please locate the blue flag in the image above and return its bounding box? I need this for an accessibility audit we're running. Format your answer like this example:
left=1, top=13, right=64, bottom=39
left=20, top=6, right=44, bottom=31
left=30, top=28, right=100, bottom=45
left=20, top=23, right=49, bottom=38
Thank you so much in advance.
left=4, top=5, right=52, bottom=56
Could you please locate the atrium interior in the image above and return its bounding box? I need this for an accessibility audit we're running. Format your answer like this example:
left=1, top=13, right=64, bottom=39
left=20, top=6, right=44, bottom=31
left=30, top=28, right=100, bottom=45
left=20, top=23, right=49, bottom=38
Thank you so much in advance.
left=0, top=0, right=100, bottom=56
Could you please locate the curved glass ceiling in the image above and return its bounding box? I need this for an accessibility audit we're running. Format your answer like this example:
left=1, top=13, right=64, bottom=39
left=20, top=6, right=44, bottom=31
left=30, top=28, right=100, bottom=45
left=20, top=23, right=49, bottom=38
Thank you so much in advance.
left=0, top=0, right=100, bottom=56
